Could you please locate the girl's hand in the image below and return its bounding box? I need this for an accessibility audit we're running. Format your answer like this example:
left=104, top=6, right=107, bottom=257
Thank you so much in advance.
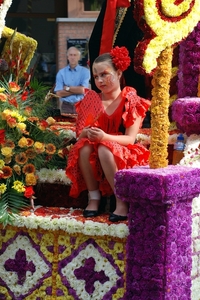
left=87, top=127, right=105, bottom=142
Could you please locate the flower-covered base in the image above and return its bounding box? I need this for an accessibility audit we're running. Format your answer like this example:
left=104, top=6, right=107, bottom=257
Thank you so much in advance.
left=115, top=165, right=200, bottom=299
left=0, top=207, right=128, bottom=299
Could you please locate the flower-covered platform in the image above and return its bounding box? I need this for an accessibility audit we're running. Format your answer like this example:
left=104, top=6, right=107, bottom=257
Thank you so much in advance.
left=0, top=207, right=128, bottom=299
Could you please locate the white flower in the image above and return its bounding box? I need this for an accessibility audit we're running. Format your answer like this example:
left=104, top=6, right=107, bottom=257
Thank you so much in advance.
left=109, top=223, right=129, bottom=238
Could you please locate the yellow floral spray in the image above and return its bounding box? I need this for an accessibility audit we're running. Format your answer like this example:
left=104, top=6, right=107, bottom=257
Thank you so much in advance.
left=149, top=46, right=173, bottom=168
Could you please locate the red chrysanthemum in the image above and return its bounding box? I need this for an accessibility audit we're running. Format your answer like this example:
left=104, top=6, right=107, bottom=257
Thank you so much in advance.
left=110, top=46, right=131, bottom=71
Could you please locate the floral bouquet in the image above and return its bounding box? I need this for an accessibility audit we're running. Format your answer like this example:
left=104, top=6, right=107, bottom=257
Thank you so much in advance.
left=0, top=29, right=72, bottom=226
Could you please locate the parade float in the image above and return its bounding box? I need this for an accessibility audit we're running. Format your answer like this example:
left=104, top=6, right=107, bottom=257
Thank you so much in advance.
left=0, top=0, right=200, bottom=299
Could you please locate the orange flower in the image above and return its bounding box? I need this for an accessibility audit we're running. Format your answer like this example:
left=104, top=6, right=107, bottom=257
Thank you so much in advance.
left=26, top=138, right=34, bottom=147
left=0, top=93, right=7, bottom=102
left=7, top=116, right=17, bottom=128
left=25, top=173, right=37, bottom=185
left=27, top=116, right=39, bottom=122
left=8, top=82, right=20, bottom=92
left=2, top=139, right=15, bottom=148
left=25, top=148, right=36, bottom=159
left=22, top=163, right=35, bottom=174
left=15, top=152, right=28, bottom=165
left=2, top=166, right=13, bottom=179
left=45, top=143, right=56, bottom=155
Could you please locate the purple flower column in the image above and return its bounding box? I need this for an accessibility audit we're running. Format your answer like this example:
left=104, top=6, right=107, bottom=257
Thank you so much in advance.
left=115, top=165, right=200, bottom=300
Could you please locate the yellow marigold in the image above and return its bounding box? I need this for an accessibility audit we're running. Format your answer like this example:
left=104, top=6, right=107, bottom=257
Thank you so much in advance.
left=18, top=137, right=28, bottom=148
left=1, top=109, right=12, bottom=120
left=34, top=141, right=45, bottom=154
left=0, top=87, right=5, bottom=92
left=2, top=166, right=13, bottom=179
left=22, top=163, right=35, bottom=174
left=17, top=122, right=26, bottom=132
left=46, top=117, right=56, bottom=125
left=0, top=93, right=7, bottom=102
left=15, top=152, right=28, bottom=165
left=0, top=159, right=5, bottom=169
left=25, top=148, right=36, bottom=159
left=1, top=147, right=12, bottom=157
left=0, top=183, right=7, bottom=194
left=25, top=173, right=37, bottom=186
left=12, top=180, right=25, bottom=193
left=45, top=143, right=56, bottom=155
left=13, top=164, right=21, bottom=175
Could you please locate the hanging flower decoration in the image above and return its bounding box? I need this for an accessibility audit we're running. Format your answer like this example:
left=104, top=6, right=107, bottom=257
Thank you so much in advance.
left=110, top=46, right=131, bottom=71
left=134, top=0, right=200, bottom=75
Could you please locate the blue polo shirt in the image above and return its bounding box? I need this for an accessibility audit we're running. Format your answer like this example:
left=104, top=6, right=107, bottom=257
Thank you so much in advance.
left=54, top=64, right=90, bottom=104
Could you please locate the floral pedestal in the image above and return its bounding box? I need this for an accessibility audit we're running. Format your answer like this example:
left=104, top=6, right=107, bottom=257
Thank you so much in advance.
left=0, top=208, right=128, bottom=300
left=115, top=165, right=200, bottom=299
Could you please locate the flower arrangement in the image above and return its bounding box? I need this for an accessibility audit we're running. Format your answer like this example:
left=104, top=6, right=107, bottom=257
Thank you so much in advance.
left=172, top=97, right=200, bottom=135
left=1, top=27, right=37, bottom=80
left=0, top=30, right=72, bottom=226
left=133, top=0, right=200, bottom=75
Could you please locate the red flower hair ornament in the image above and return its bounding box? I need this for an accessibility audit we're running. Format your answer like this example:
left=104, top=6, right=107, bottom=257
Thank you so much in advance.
left=110, top=46, right=131, bottom=71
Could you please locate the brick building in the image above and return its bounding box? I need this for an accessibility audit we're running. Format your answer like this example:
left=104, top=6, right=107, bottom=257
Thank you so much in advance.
left=5, top=0, right=103, bottom=85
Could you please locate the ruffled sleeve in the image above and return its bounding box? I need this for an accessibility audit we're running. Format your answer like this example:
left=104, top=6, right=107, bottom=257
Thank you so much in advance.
left=75, top=90, right=104, bottom=137
left=121, top=86, right=151, bottom=128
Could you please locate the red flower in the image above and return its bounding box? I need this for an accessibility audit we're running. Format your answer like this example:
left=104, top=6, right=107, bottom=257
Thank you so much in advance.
left=110, top=46, right=131, bottom=71
left=24, top=186, right=35, bottom=198
left=21, top=91, right=28, bottom=101
left=0, top=129, right=5, bottom=144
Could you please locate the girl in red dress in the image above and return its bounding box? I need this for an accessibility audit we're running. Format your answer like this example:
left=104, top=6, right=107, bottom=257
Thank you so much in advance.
left=66, top=46, right=151, bottom=222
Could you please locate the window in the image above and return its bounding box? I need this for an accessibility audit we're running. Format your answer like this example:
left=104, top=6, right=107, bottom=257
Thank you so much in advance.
left=68, top=0, right=103, bottom=18
left=84, top=0, right=104, bottom=11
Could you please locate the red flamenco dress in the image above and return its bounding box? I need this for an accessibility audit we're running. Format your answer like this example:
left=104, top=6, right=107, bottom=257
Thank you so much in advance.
left=66, top=87, right=151, bottom=198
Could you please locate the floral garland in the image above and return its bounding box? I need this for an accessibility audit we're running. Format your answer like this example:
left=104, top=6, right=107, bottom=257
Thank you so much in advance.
left=134, top=0, right=200, bottom=75
left=149, top=46, right=173, bottom=168
left=177, top=21, right=200, bottom=98
left=0, top=0, right=12, bottom=40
